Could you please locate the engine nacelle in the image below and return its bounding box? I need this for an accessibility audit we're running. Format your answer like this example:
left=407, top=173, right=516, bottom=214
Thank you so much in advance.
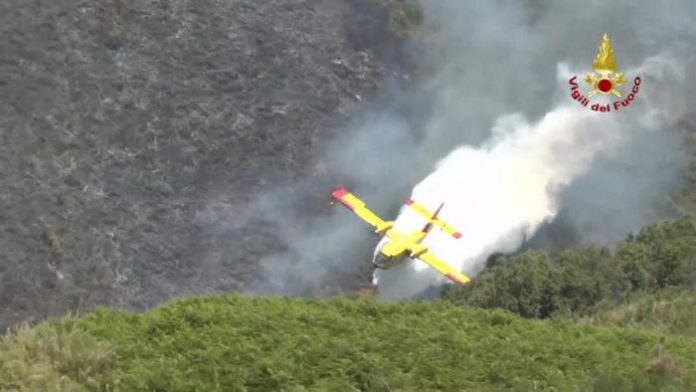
left=409, top=244, right=428, bottom=258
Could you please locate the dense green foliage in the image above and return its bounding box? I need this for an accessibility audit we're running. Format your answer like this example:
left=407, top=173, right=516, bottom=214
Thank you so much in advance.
left=4, top=218, right=696, bottom=391
left=584, top=291, right=696, bottom=338
left=443, top=217, right=696, bottom=320
left=0, top=317, right=116, bottom=391
left=2, top=296, right=696, bottom=391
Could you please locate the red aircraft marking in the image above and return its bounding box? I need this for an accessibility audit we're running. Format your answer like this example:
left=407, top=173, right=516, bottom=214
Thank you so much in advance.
left=331, top=187, right=354, bottom=209
left=446, top=273, right=464, bottom=284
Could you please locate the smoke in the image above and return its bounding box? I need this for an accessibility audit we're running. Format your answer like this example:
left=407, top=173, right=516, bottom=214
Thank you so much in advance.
left=375, top=57, right=685, bottom=298
left=371, top=1, right=696, bottom=298
left=247, top=0, right=696, bottom=297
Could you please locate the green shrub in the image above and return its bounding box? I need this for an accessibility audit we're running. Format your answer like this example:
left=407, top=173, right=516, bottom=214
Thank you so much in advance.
left=583, top=291, right=696, bottom=338
left=0, top=315, right=116, bottom=391
left=443, top=251, right=561, bottom=318
left=3, top=296, right=696, bottom=390
left=444, top=217, right=696, bottom=321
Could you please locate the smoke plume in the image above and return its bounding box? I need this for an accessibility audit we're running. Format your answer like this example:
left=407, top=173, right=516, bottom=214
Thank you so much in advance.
left=375, top=57, right=683, bottom=298
left=249, top=0, right=696, bottom=297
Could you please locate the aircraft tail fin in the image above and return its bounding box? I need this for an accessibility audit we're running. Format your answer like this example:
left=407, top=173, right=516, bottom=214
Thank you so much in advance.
left=407, top=199, right=462, bottom=239
left=421, top=202, right=445, bottom=233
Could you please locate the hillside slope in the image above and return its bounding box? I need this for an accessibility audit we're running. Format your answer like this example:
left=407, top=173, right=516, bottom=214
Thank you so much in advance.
left=583, top=291, right=696, bottom=338
left=0, top=0, right=410, bottom=332
left=442, top=217, right=696, bottom=321
left=2, top=296, right=695, bottom=391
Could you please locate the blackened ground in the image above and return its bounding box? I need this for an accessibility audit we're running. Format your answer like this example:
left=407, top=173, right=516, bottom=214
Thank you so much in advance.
left=0, top=0, right=415, bottom=331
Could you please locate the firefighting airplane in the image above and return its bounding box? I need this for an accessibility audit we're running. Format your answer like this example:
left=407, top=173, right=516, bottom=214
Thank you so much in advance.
left=331, top=187, right=471, bottom=285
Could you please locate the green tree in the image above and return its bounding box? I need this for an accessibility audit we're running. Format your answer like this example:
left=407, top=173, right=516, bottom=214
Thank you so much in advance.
left=443, top=251, right=560, bottom=318
left=613, top=240, right=655, bottom=295
left=555, top=247, right=614, bottom=315
left=443, top=217, right=696, bottom=320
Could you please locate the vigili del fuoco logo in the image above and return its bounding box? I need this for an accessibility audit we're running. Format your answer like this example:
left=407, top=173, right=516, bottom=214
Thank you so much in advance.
left=569, top=33, right=641, bottom=113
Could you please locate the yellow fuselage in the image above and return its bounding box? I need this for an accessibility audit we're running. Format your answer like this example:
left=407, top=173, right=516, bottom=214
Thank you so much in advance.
left=379, top=228, right=429, bottom=259
left=332, top=187, right=471, bottom=284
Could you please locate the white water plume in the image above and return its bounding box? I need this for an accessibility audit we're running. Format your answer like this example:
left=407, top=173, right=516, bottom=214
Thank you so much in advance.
left=249, top=1, right=695, bottom=297
left=375, top=57, right=684, bottom=299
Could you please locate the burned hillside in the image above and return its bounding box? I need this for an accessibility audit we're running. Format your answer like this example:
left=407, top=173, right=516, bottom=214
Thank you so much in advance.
left=0, top=0, right=414, bottom=331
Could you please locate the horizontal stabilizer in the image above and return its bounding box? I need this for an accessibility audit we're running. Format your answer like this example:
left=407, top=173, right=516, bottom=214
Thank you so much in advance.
left=405, top=199, right=462, bottom=239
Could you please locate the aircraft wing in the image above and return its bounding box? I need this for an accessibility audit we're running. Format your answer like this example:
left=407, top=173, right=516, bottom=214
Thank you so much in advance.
left=405, top=199, right=462, bottom=239
left=417, top=251, right=471, bottom=285
left=332, top=188, right=390, bottom=233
